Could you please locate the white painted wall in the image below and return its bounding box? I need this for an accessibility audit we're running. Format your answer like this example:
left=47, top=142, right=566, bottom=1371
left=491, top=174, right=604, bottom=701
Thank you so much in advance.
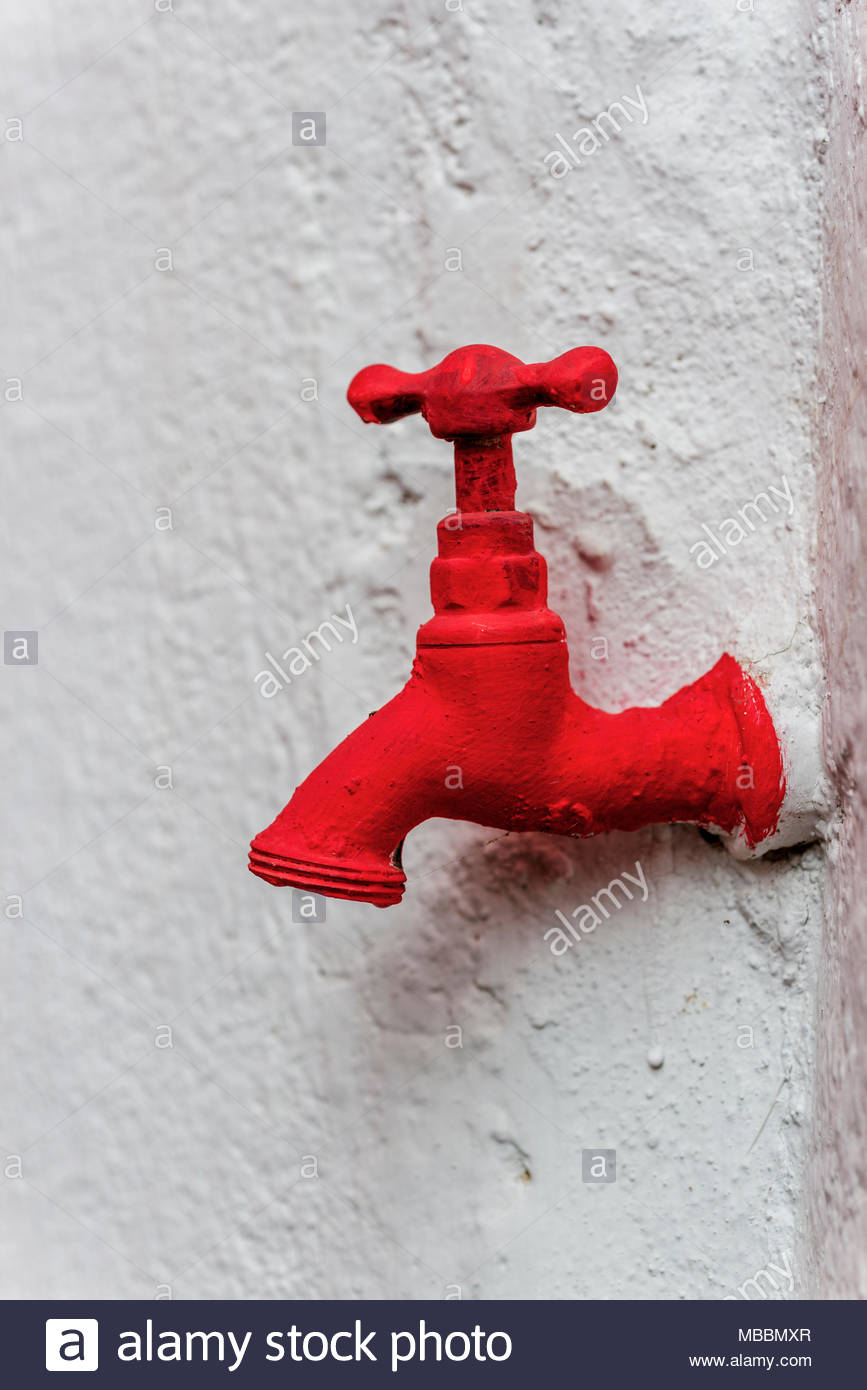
left=807, top=0, right=867, bottom=1301
left=0, top=0, right=846, bottom=1299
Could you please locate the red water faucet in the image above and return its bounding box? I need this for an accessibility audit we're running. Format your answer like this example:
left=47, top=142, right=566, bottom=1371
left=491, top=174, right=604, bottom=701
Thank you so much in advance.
left=249, top=344, right=785, bottom=907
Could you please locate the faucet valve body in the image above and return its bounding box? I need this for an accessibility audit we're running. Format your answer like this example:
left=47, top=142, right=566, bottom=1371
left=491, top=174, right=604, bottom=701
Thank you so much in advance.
left=249, top=344, right=786, bottom=907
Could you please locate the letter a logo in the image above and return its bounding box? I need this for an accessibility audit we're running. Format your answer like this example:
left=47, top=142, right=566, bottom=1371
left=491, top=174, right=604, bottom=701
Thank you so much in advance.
left=45, top=1318, right=99, bottom=1371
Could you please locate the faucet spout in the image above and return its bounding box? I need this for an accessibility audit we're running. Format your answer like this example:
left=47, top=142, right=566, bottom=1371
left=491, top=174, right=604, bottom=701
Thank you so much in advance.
left=249, top=641, right=784, bottom=907
left=248, top=668, right=447, bottom=907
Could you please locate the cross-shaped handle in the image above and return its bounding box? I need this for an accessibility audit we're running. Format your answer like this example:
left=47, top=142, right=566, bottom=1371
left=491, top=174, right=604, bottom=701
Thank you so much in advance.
left=347, top=343, right=617, bottom=511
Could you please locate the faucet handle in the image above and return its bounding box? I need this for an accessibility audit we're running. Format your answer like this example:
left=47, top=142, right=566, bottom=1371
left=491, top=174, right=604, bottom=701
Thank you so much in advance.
left=347, top=343, right=617, bottom=511
left=347, top=343, right=617, bottom=440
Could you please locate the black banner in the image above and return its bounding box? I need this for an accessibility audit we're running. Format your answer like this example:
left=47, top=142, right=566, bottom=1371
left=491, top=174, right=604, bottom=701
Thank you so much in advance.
left=9, top=1298, right=860, bottom=1385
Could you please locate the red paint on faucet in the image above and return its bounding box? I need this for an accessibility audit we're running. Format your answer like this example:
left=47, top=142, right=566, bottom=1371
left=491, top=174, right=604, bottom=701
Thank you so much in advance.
left=249, top=345, right=785, bottom=907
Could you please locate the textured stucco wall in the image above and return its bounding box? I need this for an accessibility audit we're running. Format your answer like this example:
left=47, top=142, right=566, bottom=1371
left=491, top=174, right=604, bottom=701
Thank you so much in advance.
left=807, top=0, right=867, bottom=1301
left=1, top=1, right=832, bottom=1299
